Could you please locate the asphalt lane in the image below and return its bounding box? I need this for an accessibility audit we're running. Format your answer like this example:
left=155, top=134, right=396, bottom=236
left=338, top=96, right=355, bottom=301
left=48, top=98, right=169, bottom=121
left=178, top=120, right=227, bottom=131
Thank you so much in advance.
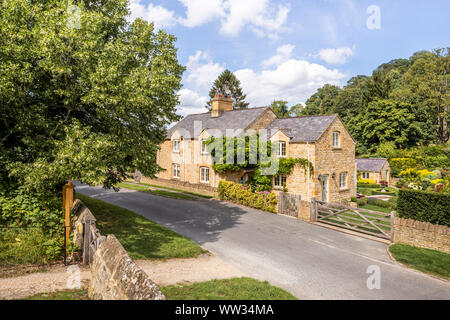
left=76, top=183, right=450, bottom=300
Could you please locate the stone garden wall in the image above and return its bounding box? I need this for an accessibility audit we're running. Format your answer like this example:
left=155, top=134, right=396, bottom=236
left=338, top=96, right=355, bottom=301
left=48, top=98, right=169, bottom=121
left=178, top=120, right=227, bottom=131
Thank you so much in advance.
left=88, top=234, right=166, bottom=300
left=393, top=217, right=450, bottom=254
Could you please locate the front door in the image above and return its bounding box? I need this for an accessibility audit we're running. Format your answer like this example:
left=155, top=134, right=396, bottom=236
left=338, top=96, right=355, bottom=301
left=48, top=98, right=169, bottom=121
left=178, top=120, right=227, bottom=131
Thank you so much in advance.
left=321, top=175, right=328, bottom=202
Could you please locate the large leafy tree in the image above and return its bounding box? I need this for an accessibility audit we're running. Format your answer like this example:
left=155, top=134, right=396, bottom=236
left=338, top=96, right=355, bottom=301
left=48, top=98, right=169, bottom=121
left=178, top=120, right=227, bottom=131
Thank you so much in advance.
left=301, top=84, right=340, bottom=115
left=301, top=49, right=449, bottom=154
left=270, top=100, right=290, bottom=118
left=206, top=69, right=249, bottom=110
left=347, top=100, right=427, bottom=152
left=0, top=0, right=185, bottom=192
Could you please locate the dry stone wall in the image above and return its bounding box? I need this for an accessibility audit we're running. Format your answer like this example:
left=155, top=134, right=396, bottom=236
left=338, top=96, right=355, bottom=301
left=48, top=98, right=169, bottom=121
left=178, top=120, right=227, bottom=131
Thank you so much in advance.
left=393, top=217, right=450, bottom=254
left=89, top=234, right=166, bottom=300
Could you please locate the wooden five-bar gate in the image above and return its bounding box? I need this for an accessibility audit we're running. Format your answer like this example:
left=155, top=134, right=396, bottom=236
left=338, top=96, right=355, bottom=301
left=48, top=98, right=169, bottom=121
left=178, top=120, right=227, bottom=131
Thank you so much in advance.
left=310, top=198, right=395, bottom=240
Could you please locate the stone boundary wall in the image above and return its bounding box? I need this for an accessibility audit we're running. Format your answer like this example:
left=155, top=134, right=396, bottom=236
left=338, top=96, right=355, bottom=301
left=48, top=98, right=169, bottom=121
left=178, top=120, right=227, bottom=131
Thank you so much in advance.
left=89, top=234, right=166, bottom=300
left=298, top=200, right=311, bottom=221
left=393, top=217, right=450, bottom=254
left=72, top=199, right=165, bottom=300
left=130, top=175, right=218, bottom=197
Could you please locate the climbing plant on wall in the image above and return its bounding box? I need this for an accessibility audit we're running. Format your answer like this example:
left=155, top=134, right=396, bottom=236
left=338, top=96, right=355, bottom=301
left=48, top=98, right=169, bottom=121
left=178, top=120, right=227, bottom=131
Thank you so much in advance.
left=206, top=135, right=314, bottom=191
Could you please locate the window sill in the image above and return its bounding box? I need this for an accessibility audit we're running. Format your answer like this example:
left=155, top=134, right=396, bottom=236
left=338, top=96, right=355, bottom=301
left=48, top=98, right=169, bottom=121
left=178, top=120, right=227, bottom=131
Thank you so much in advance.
left=172, top=177, right=180, bottom=180
left=332, top=147, right=342, bottom=151
left=173, top=151, right=180, bottom=154
left=199, top=181, right=209, bottom=184
left=339, top=188, right=349, bottom=192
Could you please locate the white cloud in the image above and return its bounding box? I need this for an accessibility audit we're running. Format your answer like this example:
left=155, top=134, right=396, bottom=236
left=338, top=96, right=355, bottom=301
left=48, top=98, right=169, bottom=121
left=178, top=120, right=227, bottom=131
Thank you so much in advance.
left=261, top=44, right=295, bottom=67
left=129, top=0, right=289, bottom=39
left=128, top=0, right=177, bottom=29
left=185, top=51, right=226, bottom=90
left=177, top=89, right=209, bottom=116
left=235, top=59, right=346, bottom=106
left=316, top=47, right=355, bottom=65
left=178, top=0, right=225, bottom=27
left=220, top=0, right=290, bottom=39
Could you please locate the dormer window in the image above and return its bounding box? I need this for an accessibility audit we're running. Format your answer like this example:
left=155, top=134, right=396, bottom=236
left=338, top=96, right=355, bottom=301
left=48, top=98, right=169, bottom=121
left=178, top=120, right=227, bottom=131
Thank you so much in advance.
left=332, top=132, right=340, bottom=148
left=173, top=139, right=180, bottom=153
left=276, top=141, right=286, bottom=157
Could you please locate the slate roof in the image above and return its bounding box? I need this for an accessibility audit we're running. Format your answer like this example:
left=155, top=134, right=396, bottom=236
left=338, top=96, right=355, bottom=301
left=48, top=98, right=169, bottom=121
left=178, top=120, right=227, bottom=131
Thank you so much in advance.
left=266, top=115, right=338, bottom=142
left=167, top=108, right=339, bottom=143
left=356, top=158, right=388, bottom=172
left=167, top=107, right=268, bottom=139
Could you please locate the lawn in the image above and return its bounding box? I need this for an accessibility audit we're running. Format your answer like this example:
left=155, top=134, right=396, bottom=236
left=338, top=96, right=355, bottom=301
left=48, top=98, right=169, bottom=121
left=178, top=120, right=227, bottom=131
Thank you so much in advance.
left=135, top=182, right=214, bottom=199
left=24, top=278, right=297, bottom=300
left=389, top=244, right=450, bottom=279
left=359, top=203, right=391, bottom=213
left=77, top=194, right=207, bottom=260
left=161, top=278, right=297, bottom=300
left=116, top=183, right=197, bottom=200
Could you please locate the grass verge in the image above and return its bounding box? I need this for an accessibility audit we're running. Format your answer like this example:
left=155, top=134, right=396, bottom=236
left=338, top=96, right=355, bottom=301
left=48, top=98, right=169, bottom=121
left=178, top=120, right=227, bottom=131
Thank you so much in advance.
left=161, top=278, right=297, bottom=300
left=389, top=244, right=450, bottom=279
left=24, top=278, right=297, bottom=300
left=117, top=183, right=197, bottom=200
left=127, top=181, right=214, bottom=199
left=77, top=194, right=207, bottom=260
left=25, top=289, right=88, bottom=300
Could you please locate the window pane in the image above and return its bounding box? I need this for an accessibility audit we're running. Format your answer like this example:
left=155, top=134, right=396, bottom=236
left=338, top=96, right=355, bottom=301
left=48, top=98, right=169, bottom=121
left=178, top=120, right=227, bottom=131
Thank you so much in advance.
left=274, top=176, right=280, bottom=186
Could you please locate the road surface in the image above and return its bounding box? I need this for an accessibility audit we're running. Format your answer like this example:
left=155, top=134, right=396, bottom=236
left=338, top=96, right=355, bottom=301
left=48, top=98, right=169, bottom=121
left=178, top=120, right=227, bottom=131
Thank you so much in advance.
left=76, top=183, right=450, bottom=300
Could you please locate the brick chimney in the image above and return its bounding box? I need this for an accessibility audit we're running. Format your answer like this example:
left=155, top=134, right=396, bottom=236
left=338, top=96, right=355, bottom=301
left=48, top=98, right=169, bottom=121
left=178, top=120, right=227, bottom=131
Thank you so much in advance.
left=211, top=94, right=232, bottom=118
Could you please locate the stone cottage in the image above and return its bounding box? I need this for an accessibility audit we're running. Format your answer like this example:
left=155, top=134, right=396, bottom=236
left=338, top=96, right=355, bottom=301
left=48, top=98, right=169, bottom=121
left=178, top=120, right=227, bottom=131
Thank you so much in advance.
left=356, top=158, right=391, bottom=185
left=141, top=94, right=357, bottom=203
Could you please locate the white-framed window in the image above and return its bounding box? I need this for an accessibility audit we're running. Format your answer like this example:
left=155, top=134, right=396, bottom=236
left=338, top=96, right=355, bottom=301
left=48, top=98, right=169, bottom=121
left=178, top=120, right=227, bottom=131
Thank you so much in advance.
left=172, top=164, right=180, bottom=179
left=339, top=172, right=347, bottom=189
left=200, top=167, right=209, bottom=183
left=362, top=172, right=370, bottom=179
left=274, top=175, right=287, bottom=187
left=173, top=139, right=180, bottom=152
left=332, top=131, right=340, bottom=148
left=276, top=141, right=286, bottom=157
left=201, top=139, right=208, bottom=154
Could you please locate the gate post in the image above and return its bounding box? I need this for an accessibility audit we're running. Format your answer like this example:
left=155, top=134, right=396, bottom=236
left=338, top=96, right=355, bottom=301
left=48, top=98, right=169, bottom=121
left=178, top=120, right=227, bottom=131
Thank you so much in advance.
left=62, top=181, right=74, bottom=260
left=390, top=211, right=396, bottom=242
left=278, top=192, right=284, bottom=214
left=310, top=197, right=317, bottom=222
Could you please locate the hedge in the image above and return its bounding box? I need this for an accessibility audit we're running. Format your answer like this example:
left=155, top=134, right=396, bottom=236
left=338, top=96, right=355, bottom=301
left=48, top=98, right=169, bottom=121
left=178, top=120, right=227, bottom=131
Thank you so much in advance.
left=397, top=189, right=450, bottom=227
left=357, top=183, right=381, bottom=189
left=218, top=181, right=277, bottom=213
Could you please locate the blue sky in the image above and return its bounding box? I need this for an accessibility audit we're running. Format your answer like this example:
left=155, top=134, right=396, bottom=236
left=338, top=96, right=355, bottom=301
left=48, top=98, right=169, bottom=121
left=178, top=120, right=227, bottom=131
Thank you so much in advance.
left=129, top=0, right=450, bottom=116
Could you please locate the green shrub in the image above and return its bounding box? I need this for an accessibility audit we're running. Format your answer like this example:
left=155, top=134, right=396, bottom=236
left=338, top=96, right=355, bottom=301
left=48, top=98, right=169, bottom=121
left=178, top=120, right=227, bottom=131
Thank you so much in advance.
left=0, top=228, right=62, bottom=266
left=389, top=158, right=418, bottom=177
left=357, top=183, right=381, bottom=189
left=356, top=198, right=367, bottom=206
left=367, top=198, right=393, bottom=209
left=0, top=185, right=64, bottom=265
left=218, top=181, right=277, bottom=213
left=397, top=189, right=450, bottom=226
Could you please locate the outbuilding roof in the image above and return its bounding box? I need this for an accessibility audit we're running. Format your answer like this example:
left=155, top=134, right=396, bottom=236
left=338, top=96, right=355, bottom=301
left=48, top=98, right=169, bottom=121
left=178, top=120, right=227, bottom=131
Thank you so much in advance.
left=356, top=158, right=388, bottom=172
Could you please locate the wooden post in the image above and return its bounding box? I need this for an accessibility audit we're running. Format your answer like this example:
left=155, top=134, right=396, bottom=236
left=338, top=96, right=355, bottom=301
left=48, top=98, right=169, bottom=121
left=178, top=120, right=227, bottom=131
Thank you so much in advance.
left=310, top=197, right=317, bottom=222
left=62, top=182, right=74, bottom=258
left=390, top=211, right=396, bottom=242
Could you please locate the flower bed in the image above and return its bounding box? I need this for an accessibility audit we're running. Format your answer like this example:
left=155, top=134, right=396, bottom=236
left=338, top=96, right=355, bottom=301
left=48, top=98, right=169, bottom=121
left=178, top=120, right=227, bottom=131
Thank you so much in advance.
left=218, top=181, right=277, bottom=213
